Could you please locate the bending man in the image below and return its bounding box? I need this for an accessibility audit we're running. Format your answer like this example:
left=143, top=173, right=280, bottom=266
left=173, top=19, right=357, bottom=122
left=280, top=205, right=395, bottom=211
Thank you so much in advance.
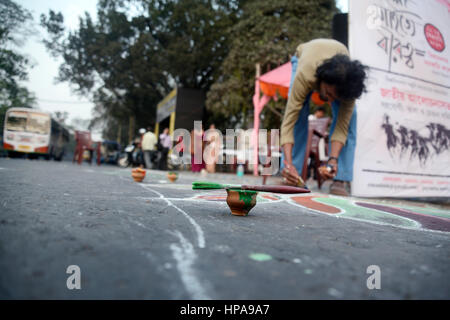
left=280, top=38, right=367, bottom=196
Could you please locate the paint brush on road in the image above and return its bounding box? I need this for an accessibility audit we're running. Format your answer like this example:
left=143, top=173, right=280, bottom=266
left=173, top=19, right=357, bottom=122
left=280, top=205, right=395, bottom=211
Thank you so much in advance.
left=192, top=181, right=310, bottom=194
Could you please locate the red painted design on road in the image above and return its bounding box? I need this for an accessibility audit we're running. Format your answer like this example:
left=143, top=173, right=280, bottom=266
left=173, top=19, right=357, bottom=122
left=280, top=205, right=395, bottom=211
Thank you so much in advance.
left=197, top=195, right=227, bottom=201
left=260, top=194, right=280, bottom=201
left=356, top=202, right=450, bottom=232
left=291, top=196, right=341, bottom=214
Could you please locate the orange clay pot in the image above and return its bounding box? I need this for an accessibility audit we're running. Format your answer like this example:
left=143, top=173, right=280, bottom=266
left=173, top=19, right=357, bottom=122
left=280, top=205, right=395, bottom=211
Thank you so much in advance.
left=131, top=167, right=146, bottom=182
left=167, top=172, right=178, bottom=182
left=226, top=188, right=258, bottom=216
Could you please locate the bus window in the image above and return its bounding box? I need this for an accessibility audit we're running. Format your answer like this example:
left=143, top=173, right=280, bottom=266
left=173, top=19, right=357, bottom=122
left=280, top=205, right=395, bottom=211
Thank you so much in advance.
left=6, top=111, right=27, bottom=132
left=28, top=113, right=50, bottom=134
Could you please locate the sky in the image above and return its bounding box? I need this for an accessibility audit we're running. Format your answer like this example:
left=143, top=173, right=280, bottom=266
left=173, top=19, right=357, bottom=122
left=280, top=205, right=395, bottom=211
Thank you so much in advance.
left=16, top=0, right=349, bottom=134
left=16, top=0, right=98, bottom=128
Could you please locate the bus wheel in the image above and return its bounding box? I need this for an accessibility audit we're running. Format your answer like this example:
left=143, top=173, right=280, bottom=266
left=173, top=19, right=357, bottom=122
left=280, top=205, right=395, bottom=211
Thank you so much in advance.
left=8, top=151, right=21, bottom=158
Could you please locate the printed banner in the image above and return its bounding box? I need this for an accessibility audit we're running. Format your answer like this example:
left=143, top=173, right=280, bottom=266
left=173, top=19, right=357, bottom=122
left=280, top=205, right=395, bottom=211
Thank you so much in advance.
left=349, top=0, right=450, bottom=197
left=157, top=88, right=177, bottom=123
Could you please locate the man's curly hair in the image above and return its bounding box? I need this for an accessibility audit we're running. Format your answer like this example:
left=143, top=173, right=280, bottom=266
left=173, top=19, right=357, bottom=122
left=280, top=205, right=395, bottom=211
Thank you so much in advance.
left=315, top=54, right=368, bottom=101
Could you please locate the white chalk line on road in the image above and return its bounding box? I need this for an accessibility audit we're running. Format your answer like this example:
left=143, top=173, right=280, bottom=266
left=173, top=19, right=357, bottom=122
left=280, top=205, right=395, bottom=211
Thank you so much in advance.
left=119, top=175, right=206, bottom=249
left=140, top=183, right=193, bottom=189
left=168, top=230, right=211, bottom=300
left=137, top=183, right=206, bottom=249
left=126, top=178, right=210, bottom=299
left=128, top=214, right=211, bottom=299
left=135, top=196, right=228, bottom=204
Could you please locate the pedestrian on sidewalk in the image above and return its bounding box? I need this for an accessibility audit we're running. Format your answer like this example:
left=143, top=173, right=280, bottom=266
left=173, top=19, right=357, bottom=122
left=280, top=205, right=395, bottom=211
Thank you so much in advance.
left=158, top=127, right=171, bottom=170
left=190, top=125, right=206, bottom=173
left=205, top=124, right=220, bottom=173
left=142, top=127, right=157, bottom=169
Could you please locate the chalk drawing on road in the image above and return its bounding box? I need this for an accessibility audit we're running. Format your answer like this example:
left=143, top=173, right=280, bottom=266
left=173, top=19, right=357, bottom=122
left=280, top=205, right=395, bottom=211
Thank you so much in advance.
left=168, top=230, right=211, bottom=299
left=82, top=169, right=96, bottom=173
left=128, top=174, right=449, bottom=233
left=290, top=195, right=341, bottom=214
left=356, top=202, right=450, bottom=232
left=136, top=191, right=284, bottom=204
left=137, top=183, right=206, bottom=249
left=140, top=183, right=193, bottom=190
left=249, top=253, right=273, bottom=262
left=102, top=170, right=126, bottom=175
left=287, top=194, right=449, bottom=233
left=192, top=191, right=283, bottom=204
left=386, top=204, right=450, bottom=220
left=123, top=176, right=211, bottom=299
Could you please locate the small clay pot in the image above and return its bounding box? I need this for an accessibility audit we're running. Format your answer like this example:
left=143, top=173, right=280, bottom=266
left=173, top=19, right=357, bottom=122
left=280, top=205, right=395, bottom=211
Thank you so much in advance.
left=131, top=167, right=146, bottom=182
left=167, top=172, right=178, bottom=182
left=226, top=188, right=258, bottom=216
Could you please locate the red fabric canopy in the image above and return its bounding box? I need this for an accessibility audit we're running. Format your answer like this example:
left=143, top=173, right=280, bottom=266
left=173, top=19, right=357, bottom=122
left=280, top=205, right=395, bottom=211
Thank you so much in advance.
left=258, top=62, right=292, bottom=99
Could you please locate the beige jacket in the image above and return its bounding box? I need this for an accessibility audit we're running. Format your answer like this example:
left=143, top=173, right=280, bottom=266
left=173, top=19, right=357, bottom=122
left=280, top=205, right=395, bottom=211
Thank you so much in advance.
left=141, top=131, right=157, bottom=151
left=280, top=39, right=355, bottom=146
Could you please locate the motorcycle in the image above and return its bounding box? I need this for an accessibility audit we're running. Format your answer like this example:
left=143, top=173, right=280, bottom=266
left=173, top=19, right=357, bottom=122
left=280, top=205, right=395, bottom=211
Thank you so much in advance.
left=118, top=142, right=143, bottom=168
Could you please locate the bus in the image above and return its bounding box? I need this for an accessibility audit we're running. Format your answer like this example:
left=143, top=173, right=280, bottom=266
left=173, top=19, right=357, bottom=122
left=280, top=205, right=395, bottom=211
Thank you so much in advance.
left=3, top=107, right=70, bottom=160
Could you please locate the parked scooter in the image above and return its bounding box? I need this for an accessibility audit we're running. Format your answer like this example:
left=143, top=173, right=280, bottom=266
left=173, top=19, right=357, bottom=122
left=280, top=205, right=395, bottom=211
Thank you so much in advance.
left=118, top=141, right=143, bottom=168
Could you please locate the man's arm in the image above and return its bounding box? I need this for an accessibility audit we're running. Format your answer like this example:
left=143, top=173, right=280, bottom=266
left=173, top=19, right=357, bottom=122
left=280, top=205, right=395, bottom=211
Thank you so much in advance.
left=280, top=71, right=312, bottom=186
left=283, top=143, right=293, bottom=164
left=319, top=140, right=343, bottom=179
left=329, top=100, right=354, bottom=145
left=280, top=71, right=311, bottom=147
left=319, top=100, right=354, bottom=179
left=281, top=143, right=304, bottom=186
left=329, top=140, right=344, bottom=160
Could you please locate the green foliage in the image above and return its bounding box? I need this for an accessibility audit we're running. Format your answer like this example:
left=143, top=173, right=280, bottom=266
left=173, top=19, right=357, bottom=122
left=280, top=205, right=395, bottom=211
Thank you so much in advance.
left=39, top=0, right=338, bottom=140
left=206, top=0, right=338, bottom=130
left=41, top=1, right=169, bottom=142
left=0, top=0, right=33, bottom=45
left=141, top=0, right=240, bottom=90
left=40, top=0, right=240, bottom=141
left=0, top=0, right=36, bottom=115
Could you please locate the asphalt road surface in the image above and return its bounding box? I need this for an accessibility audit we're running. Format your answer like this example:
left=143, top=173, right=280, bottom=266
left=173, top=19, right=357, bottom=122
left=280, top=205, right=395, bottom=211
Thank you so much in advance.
left=0, top=158, right=449, bottom=299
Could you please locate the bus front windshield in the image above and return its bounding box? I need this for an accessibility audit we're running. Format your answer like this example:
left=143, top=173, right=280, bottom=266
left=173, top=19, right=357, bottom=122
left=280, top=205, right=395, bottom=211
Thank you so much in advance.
left=28, top=113, right=50, bottom=134
left=5, top=112, right=27, bottom=132
left=6, top=111, right=50, bottom=134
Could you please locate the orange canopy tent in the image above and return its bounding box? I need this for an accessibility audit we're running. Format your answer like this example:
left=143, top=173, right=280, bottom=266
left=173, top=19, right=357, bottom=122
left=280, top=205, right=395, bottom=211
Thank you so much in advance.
left=258, top=62, right=292, bottom=100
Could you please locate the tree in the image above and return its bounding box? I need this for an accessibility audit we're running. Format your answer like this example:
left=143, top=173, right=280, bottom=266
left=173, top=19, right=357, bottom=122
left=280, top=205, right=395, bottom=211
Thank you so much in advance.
left=39, top=0, right=338, bottom=140
left=40, top=0, right=240, bottom=142
left=0, top=0, right=36, bottom=131
left=0, top=0, right=36, bottom=111
left=206, top=0, right=338, bottom=130
left=53, top=110, right=69, bottom=124
left=140, top=0, right=240, bottom=90
left=40, top=0, right=168, bottom=143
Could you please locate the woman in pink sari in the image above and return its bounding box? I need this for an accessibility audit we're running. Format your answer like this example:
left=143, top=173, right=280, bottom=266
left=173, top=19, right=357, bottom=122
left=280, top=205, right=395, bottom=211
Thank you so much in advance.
left=190, top=126, right=205, bottom=172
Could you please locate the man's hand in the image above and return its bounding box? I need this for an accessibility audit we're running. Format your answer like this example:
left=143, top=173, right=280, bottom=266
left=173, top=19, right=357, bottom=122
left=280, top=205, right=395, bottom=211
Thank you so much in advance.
left=282, top=160, right=306, bottom=187
left=319, top=157, right=338, bottom=180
